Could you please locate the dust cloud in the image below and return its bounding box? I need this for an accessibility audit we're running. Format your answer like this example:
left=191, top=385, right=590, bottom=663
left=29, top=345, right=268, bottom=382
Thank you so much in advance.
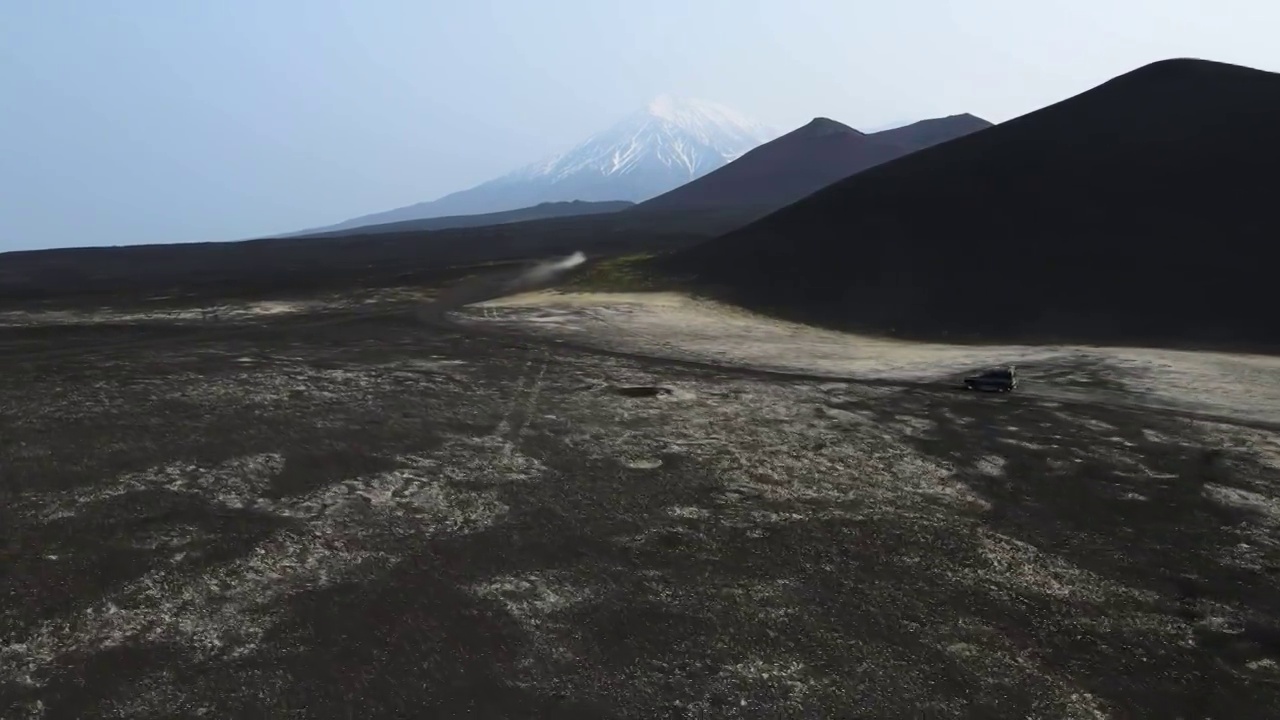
left=430, top=252, right=587, bottom=313
left=520, top=251, right=586, bottom=287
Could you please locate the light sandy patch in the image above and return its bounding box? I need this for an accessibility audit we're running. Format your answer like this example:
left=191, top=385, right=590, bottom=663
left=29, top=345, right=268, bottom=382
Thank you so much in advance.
left=484, top=291, right=693, bottom=309
left=0, top=533, right=394, bottom=689
left=723, top=658, right=808, bottom=681
left=239, top=300, right=308, bottom=316
left=618, top=525, right=703, bottom=549
left=556, top=376, right=981, bottom=524
left=668, top=505, right=712, bottom=520
left=2, top=441, right=517, bottom=693
left=999, top=437, right=1055, bottom=451
left=972, top=530, right=1157, bottom=606
left=1193, top=421, right=1280, bottom=476
left=400, top=435, right=548, bottom=487
left=471, top=291, right=1065, bottom=381
left=935, top=621, right=1112, bottom=720
left=166, top=363, right=444, bottom=413
left=0, top=299, right=320, bottom=326
left=276, top=467, right=510, bottom=532
left=718, top=658, right=814, bottom=702
left=1074, top=416, right=1119, bottom=433
left=470, top=571, right=597, bottom=668
left=975, top=455, right=1008, bottom=477
left=1109, top=348, right=1280, bottom=425
left=465, top=291, right=1280, bottom=426
left=1203, top=484, right=1280, bottom=525
left=0, top=286, right=442, bottom=329
left=29, top=453, right=287, bottom=522
left=714, top=579, right=801, bottom=622
left=471, top=572, right=592, bottom=627
left=622, top=456, right=664, bottom=469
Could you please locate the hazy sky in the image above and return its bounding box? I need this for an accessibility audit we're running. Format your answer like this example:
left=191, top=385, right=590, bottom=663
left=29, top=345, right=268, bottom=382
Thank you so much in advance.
left=2, top=0, right=1275, bottom=251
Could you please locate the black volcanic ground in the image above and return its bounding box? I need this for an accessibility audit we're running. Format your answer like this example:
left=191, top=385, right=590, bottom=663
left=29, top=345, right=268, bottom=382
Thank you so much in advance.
left=667, top=59, right=1280, bottom=350
left=3, top=270, right=1279, bottom=718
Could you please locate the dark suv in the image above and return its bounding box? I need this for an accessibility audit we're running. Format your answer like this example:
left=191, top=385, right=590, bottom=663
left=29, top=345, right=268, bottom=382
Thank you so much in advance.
left=963, top=365, right=1018, bottom=392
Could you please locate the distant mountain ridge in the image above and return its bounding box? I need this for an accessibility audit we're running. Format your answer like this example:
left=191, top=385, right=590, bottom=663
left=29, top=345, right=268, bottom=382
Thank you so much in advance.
left=296, top=97, right=777, bottom=236
left=282, top=200, right=633, bottom=239
left=638, top=113, right=993, bottom=214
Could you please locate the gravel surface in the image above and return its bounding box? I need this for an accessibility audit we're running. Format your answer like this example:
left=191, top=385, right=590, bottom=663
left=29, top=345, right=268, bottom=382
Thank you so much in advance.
left=2, top=286, right=1279, bottom=718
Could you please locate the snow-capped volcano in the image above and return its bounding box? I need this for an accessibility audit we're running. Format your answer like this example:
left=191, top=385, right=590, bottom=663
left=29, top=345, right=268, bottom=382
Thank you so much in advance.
left=512, top=95, right=776, bottom=182
left=300, top=96, right=776, bottom=235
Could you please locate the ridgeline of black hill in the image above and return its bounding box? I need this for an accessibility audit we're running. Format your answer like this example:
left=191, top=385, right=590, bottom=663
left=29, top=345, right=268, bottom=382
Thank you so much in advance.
left=868, top=113, right=993, bottom=149
left=667, top=58, right=1280, bottom=350
left=636, top=114, right=991, bottom=217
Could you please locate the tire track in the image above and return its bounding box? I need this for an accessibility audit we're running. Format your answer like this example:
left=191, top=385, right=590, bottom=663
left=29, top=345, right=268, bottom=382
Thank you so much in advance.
left=492, top=355, right=535, bottom=440
left=490, top=349, right=551, bottom=453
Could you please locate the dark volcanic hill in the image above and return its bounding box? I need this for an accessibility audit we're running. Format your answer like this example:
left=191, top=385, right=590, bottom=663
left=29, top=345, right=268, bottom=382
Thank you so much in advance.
left=637, top=114, right=992, bottom=215
left=668, top=59, right=1280, bottom=349
left=0, top=206, right=756, bottom=302
left=283, top=200, right=633, bottom=239
left=867, top=113, right=994, bottom=149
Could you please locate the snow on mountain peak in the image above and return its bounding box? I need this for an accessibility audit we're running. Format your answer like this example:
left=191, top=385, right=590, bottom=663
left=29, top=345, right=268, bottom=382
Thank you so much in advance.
left=643, top=94, right=770, bottom=139
left=646, top=93, right=683, bottom=117
left=507, top=96, right=778, bottom=188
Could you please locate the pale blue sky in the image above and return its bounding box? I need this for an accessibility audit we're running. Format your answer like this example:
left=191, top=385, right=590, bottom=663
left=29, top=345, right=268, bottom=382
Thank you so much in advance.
left=1, top=0, right=1274, bottom=251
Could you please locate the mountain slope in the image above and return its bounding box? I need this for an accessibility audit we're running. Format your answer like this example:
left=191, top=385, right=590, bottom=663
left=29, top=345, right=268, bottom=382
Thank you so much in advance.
left=669, top=59, right=1280, bottom=349
left=282, top=200, right=633, bottom=239
left=637, top=114, right=991, bottom=214
left=867, top=113, right=994, bottom=149
left=300, top=97, right=775, bottom=235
